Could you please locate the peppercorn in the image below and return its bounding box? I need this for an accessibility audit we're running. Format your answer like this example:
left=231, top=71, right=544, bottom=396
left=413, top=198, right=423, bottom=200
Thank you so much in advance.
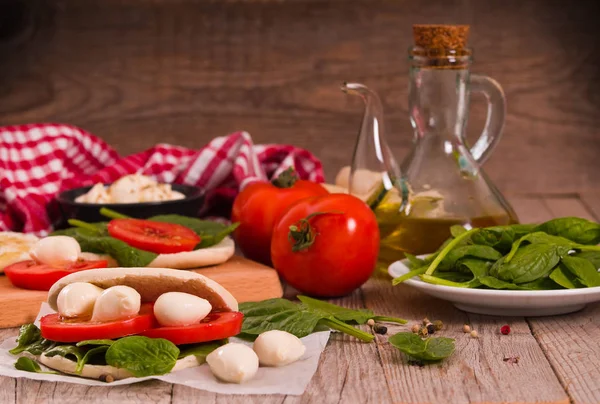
left=411, top=324, right=420, bottom=334
left=100, top=374, right=115, bottom=383
left=500, top=325, right=511, bottom=335
left=422, top=317, right=430, bottom=326
left=433, top=320, right=444, bottom=331
left=367, top=319, right=375, bottom=327
left=463, top=324, right=471, bottom=333
left=373, top=324, right=387, bottom=335
left=470, top=330, right=478, bottom=338
left=419, top=327, right=429, bottom=337
left=426, top=324, right=435, bottom=334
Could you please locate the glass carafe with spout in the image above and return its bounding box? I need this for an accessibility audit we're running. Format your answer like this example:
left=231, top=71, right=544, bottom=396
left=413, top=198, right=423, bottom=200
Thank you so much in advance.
left=342, top=24, right=518, bottom=268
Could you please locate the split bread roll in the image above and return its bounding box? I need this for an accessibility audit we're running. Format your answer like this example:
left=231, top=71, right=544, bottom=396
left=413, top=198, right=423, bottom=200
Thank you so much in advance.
left=147, top=236, right=235, bottom=269
left=47, top=266, right=239, bottom=312
left=41, top=266, right=239, bottom=380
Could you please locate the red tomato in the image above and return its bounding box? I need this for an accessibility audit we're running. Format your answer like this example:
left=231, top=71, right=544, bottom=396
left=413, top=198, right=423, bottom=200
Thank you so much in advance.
left=141, top=311, right=243, bottom=345
left=270, top=194, right=379, bottom=297
left=4, top=259, right=109, bottom=291
left=40, top=304, right=155, bottom=342
left=231, top=168, right=328, bottom=266
left=107, top=219, right=200, bottom=254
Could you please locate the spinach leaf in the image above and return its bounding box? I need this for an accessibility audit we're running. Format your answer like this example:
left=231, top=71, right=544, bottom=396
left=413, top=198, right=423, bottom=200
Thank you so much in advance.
left=14, top=357, right=58, bottom=374
left=178, top=340, right=227, bottom=360
left=560, top=256, right=600, bottom=287
left=470, top=224, right=535, bottom=253
left=489, top=244, right=560, bottom=284
left=478, top=276, right=561, bottom=290
left=52, top=228, right=157, bottom=267
left=239, top=296, right=406, bottom=342
left=573, top=251, right=600, bottom=269
left=10, top=324, right=41, bottom=354
left=9, top=324, right=56, bottom=355
left=77, top=346, right=110, bottom=373
left=298, top=295, right=407, bottom=324
left=457, top=258, right=491, bottom=279
left=549, top=266, right=583, bottom=289
left=149, top=215, right=239, bottom=248
left=535, top=217, right=600, bottom=245
left=388, top=332, right=455, bottom=362
left=404, top=253, right=425, bottom=268
left=44, top=345, right=84, bottom=366
left=450, top=225, right=468, bottom=238
left=105, top=336, right=179, bottom=377
left=439, top=245, right=502, bottom=271
left=76, top=339, right=115, bottom=347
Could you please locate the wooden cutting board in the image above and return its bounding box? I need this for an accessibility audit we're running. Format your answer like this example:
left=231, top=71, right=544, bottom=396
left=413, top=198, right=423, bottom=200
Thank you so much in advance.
left=0, top=255, right=283, bottom=329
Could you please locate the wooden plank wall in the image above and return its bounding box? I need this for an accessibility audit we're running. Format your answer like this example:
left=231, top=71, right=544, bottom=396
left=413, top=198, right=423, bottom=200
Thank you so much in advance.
left=0, top=0, right=599, bottom=194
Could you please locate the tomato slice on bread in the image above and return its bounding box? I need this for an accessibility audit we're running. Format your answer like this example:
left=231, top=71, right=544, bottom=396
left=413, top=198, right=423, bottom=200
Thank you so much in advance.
left=107, top=219, right=201, bottom=254
left=141, top=311, right=243, bottom=345
left=40, top=304, right=155, bottom=342
left=4, top=259, right=108, bottom=291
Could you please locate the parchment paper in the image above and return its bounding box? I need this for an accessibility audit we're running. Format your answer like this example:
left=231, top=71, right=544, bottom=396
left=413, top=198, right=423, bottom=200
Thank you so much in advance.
left=0, top=303, right=330, bottom=395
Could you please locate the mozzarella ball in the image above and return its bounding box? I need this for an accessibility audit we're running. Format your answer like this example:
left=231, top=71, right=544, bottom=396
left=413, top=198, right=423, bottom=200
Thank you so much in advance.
left=253, top=330, right=306, bottom=367
left=91, top=286, right=141, bottom=322
left=57, top=282, right=104, bottom=318
left=30, top=236, right=81, bottom=267
left=153, top=292, right=212, bottom=327
left=206, top=343, right=259, bottom=383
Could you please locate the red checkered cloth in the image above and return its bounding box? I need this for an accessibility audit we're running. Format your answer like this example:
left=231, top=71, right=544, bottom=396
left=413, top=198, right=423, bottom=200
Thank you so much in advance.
left=0, top=123, right=324, bottom=235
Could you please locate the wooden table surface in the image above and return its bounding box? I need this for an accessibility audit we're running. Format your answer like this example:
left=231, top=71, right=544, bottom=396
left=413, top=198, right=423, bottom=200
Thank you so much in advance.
left=1, top=192, right=599, bottom=404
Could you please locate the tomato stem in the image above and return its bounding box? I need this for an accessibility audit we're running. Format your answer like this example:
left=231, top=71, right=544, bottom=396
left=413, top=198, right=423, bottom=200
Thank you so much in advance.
left=68, top=219, right=102, bottom=234
left=271, top=167, right=298, bottom=188
left=100, top=208, right=130, bottom=220
left=288, top=211, right=344, bottom=252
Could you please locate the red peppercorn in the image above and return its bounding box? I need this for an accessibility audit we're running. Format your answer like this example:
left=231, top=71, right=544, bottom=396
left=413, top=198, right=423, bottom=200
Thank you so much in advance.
left=500, top=325, right=511, bottom=335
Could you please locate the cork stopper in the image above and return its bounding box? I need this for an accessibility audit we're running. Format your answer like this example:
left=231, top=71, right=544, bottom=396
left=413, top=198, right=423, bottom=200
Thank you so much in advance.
left=413, top=24, right=470, bottom=50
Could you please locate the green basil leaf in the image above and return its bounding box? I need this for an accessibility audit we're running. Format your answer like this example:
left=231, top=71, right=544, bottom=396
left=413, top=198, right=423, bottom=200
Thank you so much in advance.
left=240, top=299, right=322, bottom=338
left=388, top=332, right=455, bottom=362
left=178, top=340, right=227, bottom=360
left=490, top=244, right=560, bottom=284
left=535, top=217, right=600, bottom=245
left=549, top=266, right=583, bottom=289
left=76, top=339, right=115, bottom=347
left=149, top=215, right=239, bottom=248
left=14, top=357, right=58, bottom=374
left=105, top=336, right=179, bottom=377
left=560, top=256, right=600, bottom=287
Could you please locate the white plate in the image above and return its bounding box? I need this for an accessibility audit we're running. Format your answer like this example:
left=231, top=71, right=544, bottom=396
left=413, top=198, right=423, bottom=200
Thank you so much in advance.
left=388, top=258, right=600, bottom=317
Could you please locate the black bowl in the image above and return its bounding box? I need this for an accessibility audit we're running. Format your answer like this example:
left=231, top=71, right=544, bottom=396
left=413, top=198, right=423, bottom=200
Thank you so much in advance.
left=54, top=184, right=205, bottom=229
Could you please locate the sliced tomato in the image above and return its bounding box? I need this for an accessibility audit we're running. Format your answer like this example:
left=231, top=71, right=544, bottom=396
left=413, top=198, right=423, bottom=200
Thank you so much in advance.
left=107, top=219, right=201, bottom=254
left=4, top=259, right=109, bottom=291
left=40, top=304, right=155, bottom=342
left=141, top=311, right=243, bottom=345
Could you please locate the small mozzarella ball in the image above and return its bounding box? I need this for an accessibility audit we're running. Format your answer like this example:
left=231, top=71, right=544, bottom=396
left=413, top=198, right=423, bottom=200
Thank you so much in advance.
left=30, top=236, right=81, bottom=266
left=206, top=343, right=259, bottom=384
left=153, top=292, right=212, bottom=327
left=253, top=330, right=306, bottom=367
left=91, top=286, right=141, bottom=322
left=57, top=282, right=104, bottom=318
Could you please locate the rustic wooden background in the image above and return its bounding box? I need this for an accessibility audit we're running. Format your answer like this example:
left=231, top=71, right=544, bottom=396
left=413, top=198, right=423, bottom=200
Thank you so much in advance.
left=0, top=0, right=599, bottom=195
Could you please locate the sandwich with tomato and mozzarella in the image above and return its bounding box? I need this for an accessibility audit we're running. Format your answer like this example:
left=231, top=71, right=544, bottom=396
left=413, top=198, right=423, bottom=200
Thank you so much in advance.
left=10, top=266, right=243, bottom=381
left=3, top=212, right=237, bottom=291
